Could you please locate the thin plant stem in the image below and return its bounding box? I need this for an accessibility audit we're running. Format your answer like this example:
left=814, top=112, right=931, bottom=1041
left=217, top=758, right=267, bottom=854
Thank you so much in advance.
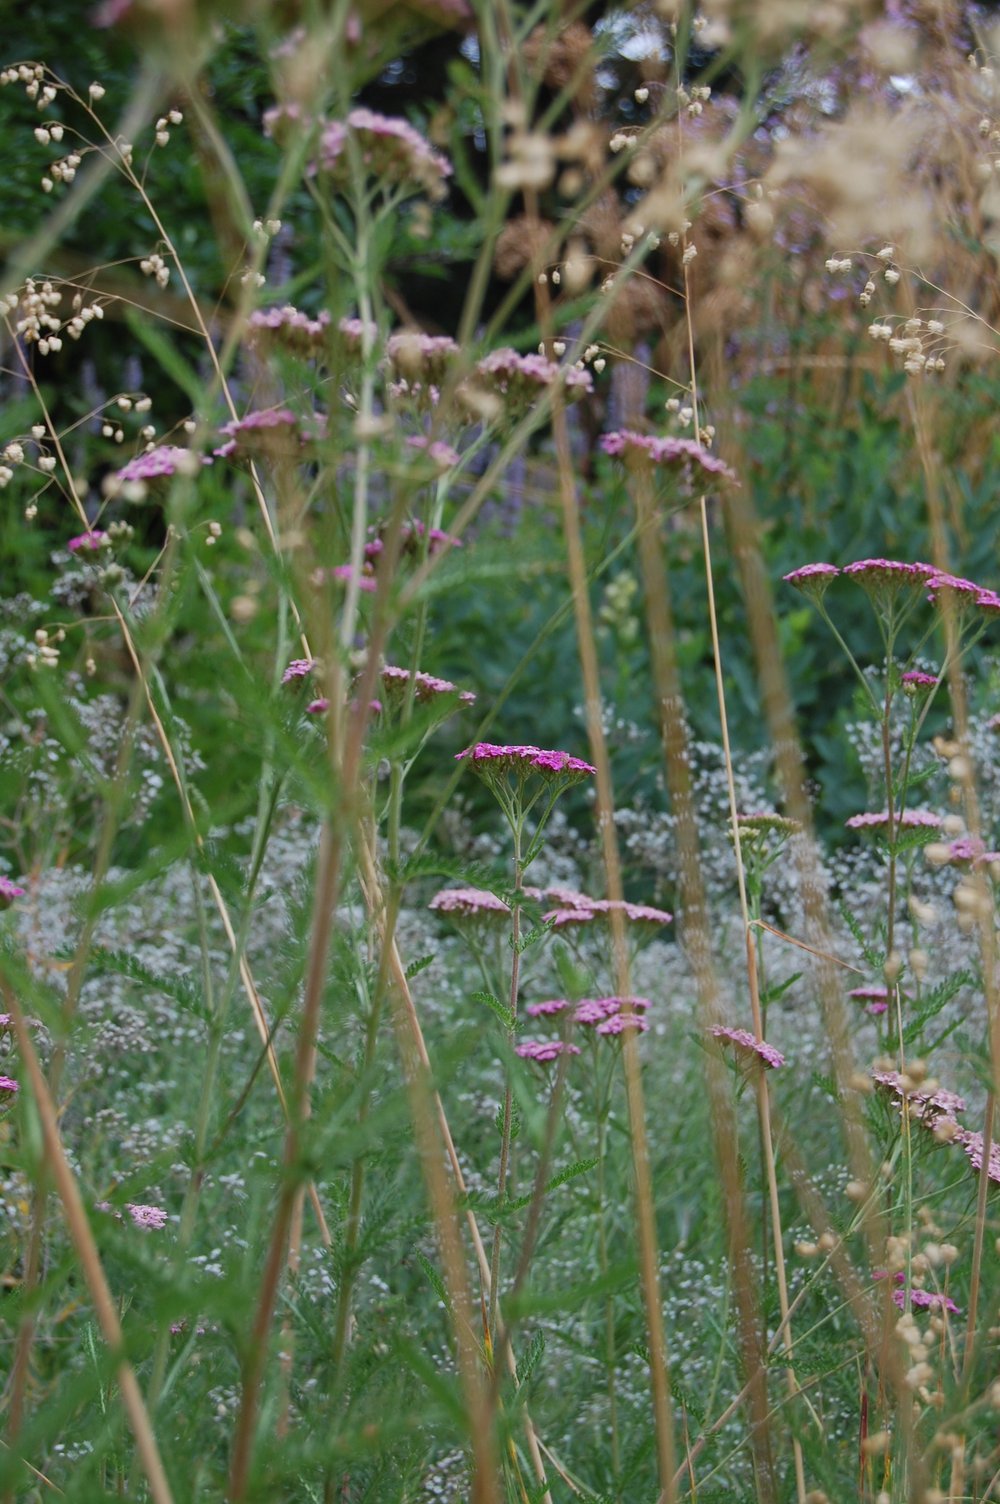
left=488, top=826, right=523, bottom=1342
left=0, top=980, right=175, bottom=1504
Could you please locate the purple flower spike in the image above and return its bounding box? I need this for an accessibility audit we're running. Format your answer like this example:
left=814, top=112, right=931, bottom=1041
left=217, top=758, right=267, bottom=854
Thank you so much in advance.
left=0, top=1075, right=19, bottom=1096
left=711, top=1025, right=785, bottom=1069
left=601, top=429, right=737, bottom=481
left=0, top=876, right=25, bottom=904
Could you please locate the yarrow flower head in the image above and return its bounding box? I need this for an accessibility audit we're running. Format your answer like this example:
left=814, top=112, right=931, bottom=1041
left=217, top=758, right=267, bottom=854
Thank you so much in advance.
left=901, top=670, right=938, bottom=694
left=315, top=109, right=453, bottom=201
left=871, top=1069, right=966, bottom=1130
left=456, top=743, right=596, bottom=778
left=842, top=559, right=935, bottom=592
left=542, top=893, right=673, bottom=932
left=927, top=835, right=1000, bottom=869
left=378, top=665, right=475, bottom=717
left=467, top=348, right=593, bottom=415
left=125, top=1203, right=169, bottom=1229
left=955, top=1127, right=1000, bottom=1185
left=849, top=984, right=889, bottom=1015
left=455, top=741, right=596, bottom=867
left=247, top=304, right=331, bottom=356
left=733, top=811, right=802, bottom=844
left=515, top=1039, right=581, bottom=1063
left=925, top=573, right=993, bottom=626
left=874, top=1271, right=959, bottom=1313
left=116, top=445, right=208, bottom=483
left=216, top=407, right=326, bottom=460
left=386, top=330, right=459, bottom=384
left=0, top=875, right=25, bottom=907
left=783, top=562, right=839, bottom=598
left=846, top=809, right=942, bottom=833
left=711, top=1025, right=785, bottom=1069
left=67, top=529, right=110, bottom=554
left=524, top=997, right=572, bottom=1017
left=282, top=658, right=317, bottom=684
left=601, top=429, right=737, bottom=482
left=429, top=887, right=511, bottom=919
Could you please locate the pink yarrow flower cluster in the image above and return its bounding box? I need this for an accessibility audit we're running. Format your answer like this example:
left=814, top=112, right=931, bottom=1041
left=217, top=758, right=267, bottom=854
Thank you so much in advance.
left=387, top=331, right=459, bottom=382
left=784, top=562, right=839, bottom=589
left=842, top=558, right=935, bottom=588
left=282, top=658, right=317, bottom=684
left=541, top=889, right=672, bottom=930
left=523, top=996, right=651, bottom=1037
left=379, top=665, right=475, bottom=706
left=429, top=887, right=510, bottom=917
left=601, top=429, right=737, bottom=481
left=846, top=810, right=942, bottom=831
left=849, top=984, right=889, bottom=1015
left=515, top=1039, right=581, bottom=1063
left=711, top=1025, right=785, bottom=1069
left=126, top=1203, right=169, bottom=1229
left=0, top=875, right=25, bottom=904
left=875, top=1271, right=959, bottom=1314
left=248, top=304, right=331, bottom=354
left=315, top=109, right=453, bottom=200
left=955, top=1127, right=1000, bottom=1185
left=67, top=529, right=110, bottom=553
left=871, top=1069, right=966, bottom=1130
left=456, top=743, right=597, bottom=777
left=116, top=445, right=209, bottom=483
